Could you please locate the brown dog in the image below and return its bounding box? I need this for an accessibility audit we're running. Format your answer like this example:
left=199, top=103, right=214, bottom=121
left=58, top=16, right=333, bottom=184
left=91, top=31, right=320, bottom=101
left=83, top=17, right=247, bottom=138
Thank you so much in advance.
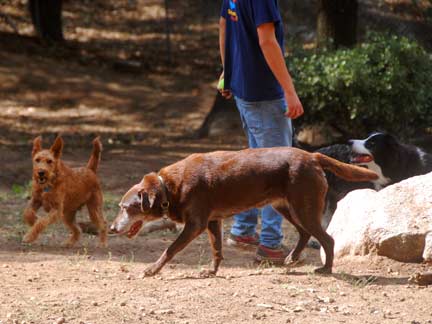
left=23, top=136, right=107, bottom=247
left=110, top=147, right=378, bottom=276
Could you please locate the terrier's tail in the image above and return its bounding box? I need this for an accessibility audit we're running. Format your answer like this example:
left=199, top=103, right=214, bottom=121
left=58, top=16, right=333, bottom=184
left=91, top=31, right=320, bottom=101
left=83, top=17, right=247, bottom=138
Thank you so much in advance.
left=87, top=137, right=102, bottom=172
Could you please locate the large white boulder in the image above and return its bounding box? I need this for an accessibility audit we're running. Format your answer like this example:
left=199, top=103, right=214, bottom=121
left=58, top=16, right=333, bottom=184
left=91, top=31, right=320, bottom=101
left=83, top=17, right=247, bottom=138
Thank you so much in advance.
left=321, top=172, right=432, bottom=263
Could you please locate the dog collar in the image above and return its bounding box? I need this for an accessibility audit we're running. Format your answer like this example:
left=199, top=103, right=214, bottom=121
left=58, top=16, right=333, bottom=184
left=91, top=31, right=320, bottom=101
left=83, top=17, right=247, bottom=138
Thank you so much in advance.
left=43, top=186, right=52, bottom=193
left=157, top=175, right=170, bottom=219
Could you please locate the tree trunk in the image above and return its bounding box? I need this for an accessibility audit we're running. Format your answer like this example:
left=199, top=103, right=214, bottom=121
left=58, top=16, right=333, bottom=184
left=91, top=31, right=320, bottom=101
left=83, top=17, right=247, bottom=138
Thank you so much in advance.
left=317, top=0, right=358, bottom=48
left=195, top=91, right=242, bottom=138
left=29, top=0, right=64, bottom=42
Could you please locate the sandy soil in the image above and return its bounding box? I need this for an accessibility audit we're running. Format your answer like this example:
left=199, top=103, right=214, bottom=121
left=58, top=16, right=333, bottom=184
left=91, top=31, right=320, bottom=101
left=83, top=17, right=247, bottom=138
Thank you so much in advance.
left=1, top=211, right=432, bottom=324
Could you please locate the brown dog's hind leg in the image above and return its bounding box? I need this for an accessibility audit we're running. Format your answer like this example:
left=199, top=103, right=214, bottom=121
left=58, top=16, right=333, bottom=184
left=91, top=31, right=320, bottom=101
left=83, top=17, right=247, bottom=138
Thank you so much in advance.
left=200, top=220, right=224, bottom=277
left=86, top=193, right=107, bottom=248
left=273, top=205, right=311, bottom=265
left=305, top=224, right=334, bottom=274
left=289, top=197, right=334, bottom=274
left=143, top=218, right=207, bottom=277
left=62, top=211, right=81, bottom=247
left=310, top=225, right=334, bottom=273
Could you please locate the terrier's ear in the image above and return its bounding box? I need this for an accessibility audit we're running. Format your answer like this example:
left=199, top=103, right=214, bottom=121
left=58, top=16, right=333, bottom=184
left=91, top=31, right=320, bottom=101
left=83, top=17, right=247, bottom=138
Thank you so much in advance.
left=50, top=136, right=64, bottom=159
left=32, top=136, right=42, bottom=158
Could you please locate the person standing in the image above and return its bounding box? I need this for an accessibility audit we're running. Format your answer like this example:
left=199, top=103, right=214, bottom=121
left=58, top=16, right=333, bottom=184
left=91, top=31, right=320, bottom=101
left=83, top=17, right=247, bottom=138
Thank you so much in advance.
left=219, top=0, right=304, bottom=264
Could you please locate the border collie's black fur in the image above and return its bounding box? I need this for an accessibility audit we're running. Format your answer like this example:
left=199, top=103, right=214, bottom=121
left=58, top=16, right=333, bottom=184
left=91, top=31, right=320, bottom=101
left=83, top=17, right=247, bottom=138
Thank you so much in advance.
left=350, top=132, right=432, bottom=188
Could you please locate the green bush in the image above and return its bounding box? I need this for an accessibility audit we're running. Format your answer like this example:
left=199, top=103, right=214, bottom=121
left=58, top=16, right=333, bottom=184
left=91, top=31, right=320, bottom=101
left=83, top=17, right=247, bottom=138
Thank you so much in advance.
left=287, top=33, right=432, bottom=138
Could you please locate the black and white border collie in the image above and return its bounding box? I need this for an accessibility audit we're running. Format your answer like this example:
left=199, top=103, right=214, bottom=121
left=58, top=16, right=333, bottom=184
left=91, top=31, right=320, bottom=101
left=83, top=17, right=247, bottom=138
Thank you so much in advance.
left=308, top=132, right=432, bottom=248
left=350, top=132, right=432, bottom=190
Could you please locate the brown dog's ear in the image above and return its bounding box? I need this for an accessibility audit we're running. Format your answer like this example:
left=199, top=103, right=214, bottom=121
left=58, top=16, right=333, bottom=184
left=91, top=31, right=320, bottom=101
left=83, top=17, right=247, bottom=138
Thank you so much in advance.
left=137, top=174, right=159, bottom=211
left=147, top=190, right=157, bottom=209
left=32, top=136, right=42, bottom=157
left=138, top=189, right=156, bottom=211
left=50, top=136, right=64, bottom=159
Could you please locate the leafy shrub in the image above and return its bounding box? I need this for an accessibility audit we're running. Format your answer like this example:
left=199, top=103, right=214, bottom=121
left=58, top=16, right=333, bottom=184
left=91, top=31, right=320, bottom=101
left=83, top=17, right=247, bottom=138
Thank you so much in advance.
left=286, top=33, right=432, bottom=138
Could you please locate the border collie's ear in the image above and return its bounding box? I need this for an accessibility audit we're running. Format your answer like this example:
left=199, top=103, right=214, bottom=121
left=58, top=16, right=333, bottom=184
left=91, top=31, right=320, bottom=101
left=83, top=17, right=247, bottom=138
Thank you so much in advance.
left=32, top=136, right=42, bottom=157
left=50, top=136, right=64, bottom=159
left=385, top=133, right=399, bottom=147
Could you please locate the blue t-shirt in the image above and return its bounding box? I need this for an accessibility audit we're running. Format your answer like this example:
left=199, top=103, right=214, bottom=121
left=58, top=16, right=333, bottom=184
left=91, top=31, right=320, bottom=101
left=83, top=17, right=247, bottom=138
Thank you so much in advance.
left=221, top=0, right=285, bottom=102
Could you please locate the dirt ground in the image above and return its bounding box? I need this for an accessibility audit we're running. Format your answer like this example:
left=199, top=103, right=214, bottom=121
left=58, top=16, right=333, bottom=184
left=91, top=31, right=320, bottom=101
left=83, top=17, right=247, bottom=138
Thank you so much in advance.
left=1, top=0, right=432, bottom=323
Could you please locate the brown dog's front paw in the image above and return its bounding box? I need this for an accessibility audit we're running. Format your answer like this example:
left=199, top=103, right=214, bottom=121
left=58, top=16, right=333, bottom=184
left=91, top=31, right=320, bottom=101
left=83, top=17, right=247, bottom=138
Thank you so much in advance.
left=97, top=235, right=108, bottom=249
left=97, top=241, right=108, bottom=249
left=22, top=233, right=36, bottom=244
left=199, top=269, right=217, bottom=278
left=62, top=238, right=78, bottom=248
left=284, top=255, right=301, bottom=267
left=142, top=265, right=160, bottom=278
left=314, top=266, right=332, bottom=275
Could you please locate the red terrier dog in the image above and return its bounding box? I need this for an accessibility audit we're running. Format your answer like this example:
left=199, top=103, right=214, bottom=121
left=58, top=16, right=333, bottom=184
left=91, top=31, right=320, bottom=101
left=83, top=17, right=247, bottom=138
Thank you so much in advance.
left=23, top=136, right=107, bottom=247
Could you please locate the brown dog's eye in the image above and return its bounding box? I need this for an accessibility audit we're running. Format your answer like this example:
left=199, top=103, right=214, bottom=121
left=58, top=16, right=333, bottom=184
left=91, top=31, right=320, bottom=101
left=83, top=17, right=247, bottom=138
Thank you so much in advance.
left=47, top=159, right=53, bottom=164
left=35, top=158, right=41, bottom=163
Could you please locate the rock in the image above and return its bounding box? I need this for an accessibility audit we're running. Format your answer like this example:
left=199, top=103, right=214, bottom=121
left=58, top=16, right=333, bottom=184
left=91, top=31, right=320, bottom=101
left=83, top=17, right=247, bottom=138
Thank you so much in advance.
left=321, top=173, right=432, bottom=263
left=154, top=309, right=174, bottom=315
left=317, top=297, right=335, bottom=304
left=256, top=303, right=273, bottom=309
left=54, top=318, right=66, bottom=324
left=408, top=272, right=432, bottom=286
left=140, top=218, right=179, bottom=234
left=423, top=232, right=432, bottom=261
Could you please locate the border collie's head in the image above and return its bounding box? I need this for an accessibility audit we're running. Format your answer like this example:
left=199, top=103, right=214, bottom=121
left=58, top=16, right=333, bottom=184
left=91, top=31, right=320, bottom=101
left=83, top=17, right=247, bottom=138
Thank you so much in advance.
left=349, top=132, right=399, bottom=165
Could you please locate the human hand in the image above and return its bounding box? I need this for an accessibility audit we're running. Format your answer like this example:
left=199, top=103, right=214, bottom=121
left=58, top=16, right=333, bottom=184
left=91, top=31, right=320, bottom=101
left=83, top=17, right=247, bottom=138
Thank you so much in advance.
left=218, top=72, right=232, bottom=99
left=285, top=92, right=304, bottom=119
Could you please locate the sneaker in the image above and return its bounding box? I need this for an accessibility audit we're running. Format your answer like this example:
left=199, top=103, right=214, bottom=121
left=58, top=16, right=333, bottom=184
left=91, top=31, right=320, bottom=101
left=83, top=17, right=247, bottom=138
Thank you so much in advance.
left=255, top=244, right=290, bottom=265
left=226, top=233, right=259, bottom=250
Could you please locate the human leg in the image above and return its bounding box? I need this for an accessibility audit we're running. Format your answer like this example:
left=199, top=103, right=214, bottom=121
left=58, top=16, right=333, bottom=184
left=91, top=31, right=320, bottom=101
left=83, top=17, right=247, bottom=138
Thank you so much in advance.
left=228, top=97, right=261, bottom=246
left=244, top=98, right=293, bottom=249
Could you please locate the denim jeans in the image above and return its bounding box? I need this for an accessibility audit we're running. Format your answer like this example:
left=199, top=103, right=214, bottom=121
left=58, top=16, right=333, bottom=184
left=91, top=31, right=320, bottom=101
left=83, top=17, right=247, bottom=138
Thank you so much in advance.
left=230, top=96, right=293, bottom=248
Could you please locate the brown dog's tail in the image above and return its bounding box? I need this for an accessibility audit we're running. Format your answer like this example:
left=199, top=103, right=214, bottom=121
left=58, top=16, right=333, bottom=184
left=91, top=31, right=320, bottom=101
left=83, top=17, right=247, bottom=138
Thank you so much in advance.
left=313, top=152, right=379, bottom=182
left=87, top=137, right=102, bottom=172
